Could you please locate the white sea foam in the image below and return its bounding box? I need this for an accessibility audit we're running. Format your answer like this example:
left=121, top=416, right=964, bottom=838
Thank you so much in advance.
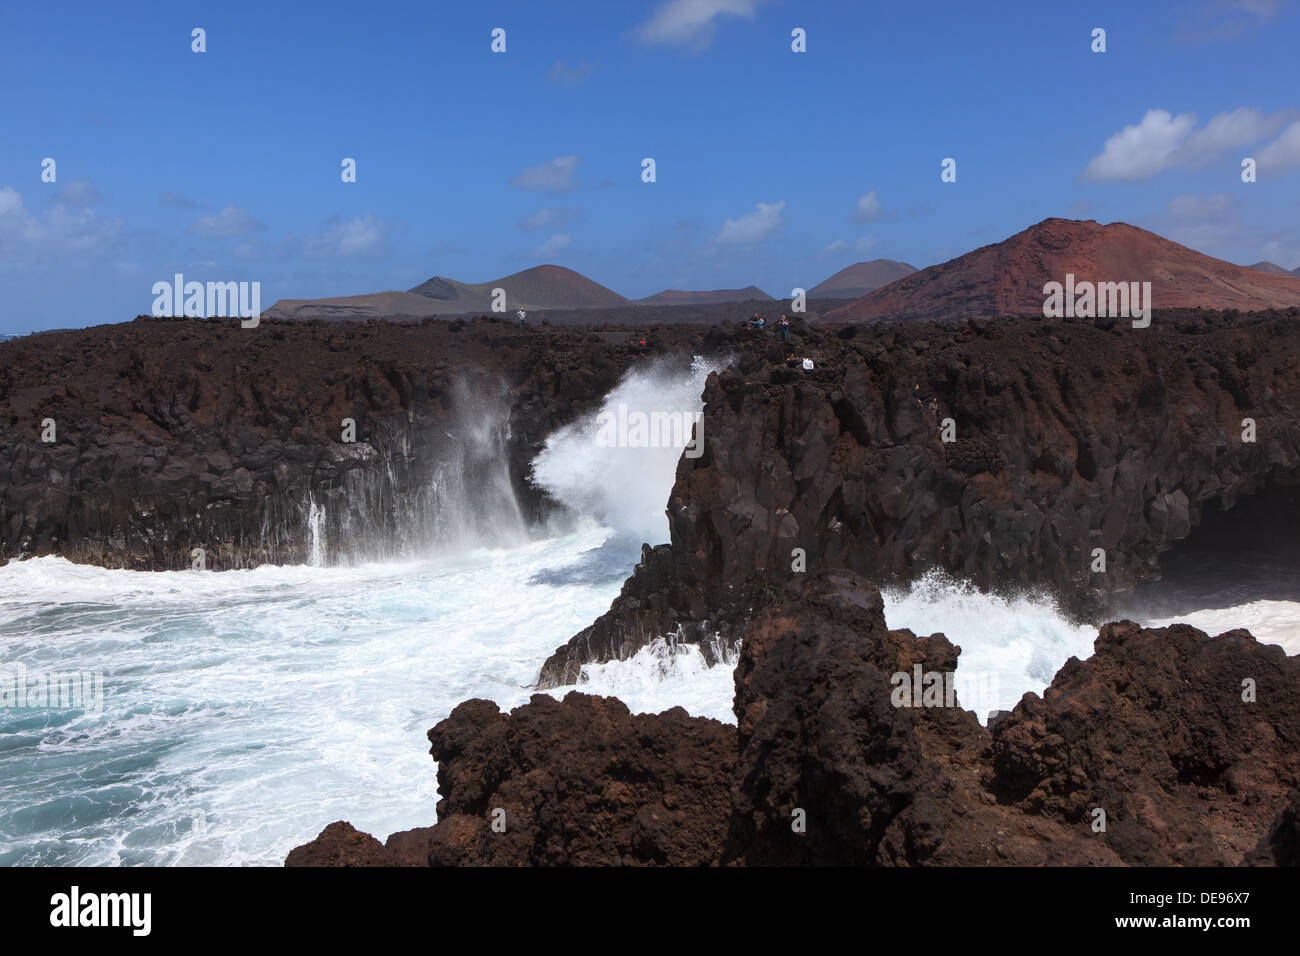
left=532, top=355, right=725, bottom=545
left=1144, top=601, right=1300, bottom=655
left=551, top=636, right=739, bottom=725
left=881, top=570, right=1101, bottom=721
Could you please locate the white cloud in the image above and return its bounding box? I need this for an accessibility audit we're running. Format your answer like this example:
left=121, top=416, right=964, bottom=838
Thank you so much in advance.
left=519, top=205, right=582, bottom=231
left=636, top=0, right=765, bottom=51
left=1182, top=107, right=1289, bottom=161
left=509, top=155, right=580, bottom=193
left=713, top=200, right=786, bottom=244
left=530, top=232, right=572, bottom=258
left=0, top=184, right=123, bottom=258
left=852, top=190, right=882, bottom=223
left=292, top=214, right=394, bottom=260
left=1258, top=120, right=1300, bottom=172
left=189, top=205, right=264, bottom=238
left=1083, top=110, right=1198, bottom=181
left=1083, top=107, right=1296, bottom=181
left=822, top=239, right=846, bottom=255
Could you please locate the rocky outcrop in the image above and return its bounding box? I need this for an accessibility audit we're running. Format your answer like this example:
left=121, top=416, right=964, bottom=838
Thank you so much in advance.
left=989, top=620, right=1300, bottom=865
left=414, top=693, right=732, bottom=866
left=540, top=309, right=1300, bottom=684
left=0, top=316, right=710, bottom=569
left=290, top=572, right=1299, bottom=866
left=721, top=573, right=1122, bottom=866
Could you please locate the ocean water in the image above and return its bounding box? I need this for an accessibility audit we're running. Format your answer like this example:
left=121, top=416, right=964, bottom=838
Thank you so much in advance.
left=2, top=356, right=1296, bottom=865
left=0, top=528, right=630, bottom=865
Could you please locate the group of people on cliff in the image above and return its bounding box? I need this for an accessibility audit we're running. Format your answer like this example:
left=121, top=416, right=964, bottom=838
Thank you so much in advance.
left=747, top=312, right=792, bottom=343
left=747, top=312, right=814, bottom=369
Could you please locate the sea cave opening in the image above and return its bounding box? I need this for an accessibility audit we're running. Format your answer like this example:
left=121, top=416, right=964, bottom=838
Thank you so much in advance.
left=1132, top=481, right=1300, bottom=621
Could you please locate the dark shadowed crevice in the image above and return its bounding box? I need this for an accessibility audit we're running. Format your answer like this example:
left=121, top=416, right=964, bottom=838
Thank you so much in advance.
left=1132, top=482, right=1300, bottom=620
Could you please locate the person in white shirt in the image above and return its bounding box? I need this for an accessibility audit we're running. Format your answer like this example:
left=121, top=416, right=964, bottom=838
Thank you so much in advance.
left=802, top=356, right=814, bottom=370
left=517, top=309, right=527, bottom=328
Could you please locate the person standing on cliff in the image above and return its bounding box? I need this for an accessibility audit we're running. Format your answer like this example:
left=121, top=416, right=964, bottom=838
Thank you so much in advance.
left=517, top=309, right=527, bottom=328
left=778, top=315, right=790, bottom=343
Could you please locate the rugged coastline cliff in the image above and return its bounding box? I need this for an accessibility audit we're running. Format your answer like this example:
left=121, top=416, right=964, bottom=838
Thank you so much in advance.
left=0, top=316, right=712, bottom=568
left=4, top=309, right=1298, bottom=866
left=538, top=308, right=1300, bottom=684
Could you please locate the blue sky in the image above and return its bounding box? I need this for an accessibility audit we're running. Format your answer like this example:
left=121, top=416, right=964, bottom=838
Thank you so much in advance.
left=2, top=0, right=1299, bottom=332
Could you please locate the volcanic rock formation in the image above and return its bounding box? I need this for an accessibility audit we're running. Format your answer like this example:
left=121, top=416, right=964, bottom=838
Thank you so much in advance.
left=823, top=219, right=1300, bottom=323
left=289, top=571, right=1300, bottom=866
left=538, top=309, right=1300, bottom=684
left=0, top=316, right=709, bottom=568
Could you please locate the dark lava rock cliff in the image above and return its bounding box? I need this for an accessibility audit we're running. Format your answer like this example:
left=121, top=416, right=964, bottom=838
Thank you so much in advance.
left=539, top=309, right=1300, bottom=685
left=0, top=316, right=712, bottom=568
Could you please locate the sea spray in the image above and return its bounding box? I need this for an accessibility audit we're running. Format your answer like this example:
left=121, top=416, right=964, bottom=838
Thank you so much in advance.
left=304, top=382, right=531, bottom=565
left=531, top=355, right=726, bottom=545
left=881, top=569, right=1099, bottom=723
left=549, top=634, right=739, bottom=725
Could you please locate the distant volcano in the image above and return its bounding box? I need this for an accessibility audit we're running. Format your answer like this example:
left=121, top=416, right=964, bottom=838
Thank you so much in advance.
left=636, top=286, right=774, bottom=306
left=808, top=259, right=917, bottom=299
left=822, top=219, right=1300, bottom=322
left=266, top=264, right=628, bottom=319
left=1247, top=261, right=1300, bottom=276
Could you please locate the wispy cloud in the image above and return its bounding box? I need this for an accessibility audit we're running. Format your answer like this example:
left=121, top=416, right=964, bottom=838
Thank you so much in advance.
left=519, top=205, right=582, bottom=231
left=852, top=190, right=882, bottom=224
left=1258, top=120, right=1300, bottom=173
left=635, top=0, right=766, bottom=52
left=189, top=205, right=264, bottom=239
left=1147, top=192, right=1244, bottom=253
left=231, top=239, right=266, bottom=261
left=159, top=189, right=204, bottom=209
left=530, top=232, right=572, bottom=258
left=0, top=184, right=123, bottom=258
left=820, top=235, right=879, bottom=258
left=509, top=155, right=580, bottom=193
left=546, top=59, right=598, bottom=85
left=51, top=178, right=104, bottom=206
left=1173, top=0, right=1290, bottom=44
left=713, top=200, right=786, bottom=244
left=283, top=213, right=397, bottom=260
